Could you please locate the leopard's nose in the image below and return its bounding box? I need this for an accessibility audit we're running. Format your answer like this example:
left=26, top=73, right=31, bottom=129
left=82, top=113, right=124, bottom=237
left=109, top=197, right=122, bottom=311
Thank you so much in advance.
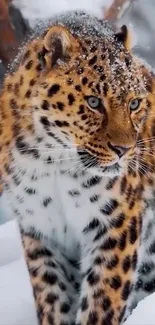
left=108, top=142, right=131, bottom=158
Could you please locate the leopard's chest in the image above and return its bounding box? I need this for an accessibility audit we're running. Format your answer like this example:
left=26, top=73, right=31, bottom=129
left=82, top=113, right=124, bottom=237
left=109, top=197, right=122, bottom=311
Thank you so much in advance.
left=4, top=151, right=112, bottom=259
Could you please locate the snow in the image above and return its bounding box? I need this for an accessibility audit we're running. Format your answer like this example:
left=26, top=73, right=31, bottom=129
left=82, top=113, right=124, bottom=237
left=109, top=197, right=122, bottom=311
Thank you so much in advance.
left=1, top=0, right=155, bottom=324
left=13, top=0, right=112, bottom=28
left=0, top=220, right=38, bottom=325
left=124, top=293, right=155, bottom=325
left=0, top=192, right=13, bottom=224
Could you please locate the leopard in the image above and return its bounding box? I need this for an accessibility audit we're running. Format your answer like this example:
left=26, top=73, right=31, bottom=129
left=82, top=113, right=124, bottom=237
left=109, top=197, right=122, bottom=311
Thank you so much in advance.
left=0, top=10, right=155, bottom=325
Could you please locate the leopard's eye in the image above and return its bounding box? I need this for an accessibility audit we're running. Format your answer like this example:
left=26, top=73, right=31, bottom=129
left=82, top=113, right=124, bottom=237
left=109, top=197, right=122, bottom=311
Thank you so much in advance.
left=87, top=96, right=101, bottom=109
left=129, top=98, right=141, bottom=111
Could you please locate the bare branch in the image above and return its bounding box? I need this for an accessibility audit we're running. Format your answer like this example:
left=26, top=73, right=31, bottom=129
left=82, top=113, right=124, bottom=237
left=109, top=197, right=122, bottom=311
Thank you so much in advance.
left=104, top=0, right=135, bottom=24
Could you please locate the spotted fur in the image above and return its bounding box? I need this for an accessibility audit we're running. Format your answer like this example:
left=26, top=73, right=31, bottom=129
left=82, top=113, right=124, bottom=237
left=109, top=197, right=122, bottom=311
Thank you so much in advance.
left=0, top=10, right=155, bottom=325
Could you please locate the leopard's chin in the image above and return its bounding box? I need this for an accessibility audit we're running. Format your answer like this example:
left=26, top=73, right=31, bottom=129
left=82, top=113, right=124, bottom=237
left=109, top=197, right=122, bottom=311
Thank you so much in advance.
left=77, top=149, right=123, bottom=177
left=89, top=163, right=122, bottom=177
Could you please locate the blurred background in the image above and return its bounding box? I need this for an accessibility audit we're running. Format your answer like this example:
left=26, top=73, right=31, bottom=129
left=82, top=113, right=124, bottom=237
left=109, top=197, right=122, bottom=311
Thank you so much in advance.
left=0, top=0, right=155, bottom=223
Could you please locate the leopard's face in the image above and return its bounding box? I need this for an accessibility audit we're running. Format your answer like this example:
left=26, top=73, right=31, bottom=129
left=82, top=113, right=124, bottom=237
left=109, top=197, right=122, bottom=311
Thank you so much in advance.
left=14, top=24, right=150, bottom=177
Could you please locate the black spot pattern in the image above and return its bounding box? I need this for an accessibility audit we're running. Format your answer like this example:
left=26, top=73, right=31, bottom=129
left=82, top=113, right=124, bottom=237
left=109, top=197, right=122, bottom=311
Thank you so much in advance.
left=89, top=55, right=97, bottom=65
left=24, top=187, right=36, bottom=195
left=57, top=102, right=65, bottom=111
left=41, top=100, right=50, bottom=110
left=88, top=311, right=98, bottom=324
left=110, top=275, right=122, bottom=290
left=93, top=226, right=107, bottom=241
left=93, top=288, right=104, bottom=299
left=148, top=240, right=155, bottom=255
left=25, top=60, right=33, bottom=70
left=28, top=247, right=52, bottom=260
left=139, top=262, right=155, bottom=275
left=102, top=309, right=114, bottom=325
left=94, top=256, right=102, bottom=265
left=68, top=93, right=75, bottom=105
left=59, top=281, right=67, bottom=291
left=106, top=255, right=119, bottom=270
left=122, top=256, right=131, bottom=273
left=90, top=194, right=100, bottom=203
left=43, top=197, right=52, bottom=207
left=81, top=296, right=88, bottom=311
left=101, top=237, right=117, bottom=250
left=119, top=306, right=126, bottom=323
left=82, top=176, right=102, bottom=188
left=46, top=293, right=59, bottom=304
left=144, top=278, right=155, bottom=292
left=111, top=213, right=125, bottom=228
left=55, top=120, right=69, bottom=127
left=48, top=84, right=60, bottom=97
left=75, top=85, right=82, bottom=91
left=83, top=218, right=100, bottom=233
left=129, top=217, right=137, bottom=244
left=100, top=199, right=118, bottom=215
left=46, top=260, right=57, bottom=268
left=29, top=78, right=36, bottom=86
left=102, top=297, right=111, bottom=311
left=120, top=176, right=127, bottom=194
left=68, top=189, right=80, bottom=197
left=25, top=90, right=31, bottom=98
left=82, top=77, right=88, bottom=85
left=119, top=231, right=127, bottom=250
left=106, top=177, right=118, bottom=190
left=132, top=250, right=137, bottom=270
left=12, top=174, right=21, bottom=186
left=126, top=184, right=132, bottom=201
left=60, top=302, right=70, bottom=313
left=87, top=270, right=100, bottom=285
left=122, top=280, right=131, bottom=300
left=42, top=272, right=58, bottom=285
left=103, top=83, right=109, bottom=96
left=135, top=279, right=143, bottom=291
left=78, top=105, right=85, bottom=114
left=40, top=116, right=50, bottom=127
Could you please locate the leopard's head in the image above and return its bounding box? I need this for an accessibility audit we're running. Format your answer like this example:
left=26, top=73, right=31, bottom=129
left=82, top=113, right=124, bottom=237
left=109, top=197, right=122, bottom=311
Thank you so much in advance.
left=22, top=21, right=151, bottom=176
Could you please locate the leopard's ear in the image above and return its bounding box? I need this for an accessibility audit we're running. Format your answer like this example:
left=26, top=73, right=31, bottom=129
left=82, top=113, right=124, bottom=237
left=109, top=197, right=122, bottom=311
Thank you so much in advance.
left=41, top=25, right=79, bottom=69
left=114, top=25, right=133, bottom=50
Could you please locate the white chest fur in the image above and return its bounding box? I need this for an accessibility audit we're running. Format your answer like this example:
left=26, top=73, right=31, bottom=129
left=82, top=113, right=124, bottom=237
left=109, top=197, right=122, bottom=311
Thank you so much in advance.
left=5, top=142, right=113, bottom=259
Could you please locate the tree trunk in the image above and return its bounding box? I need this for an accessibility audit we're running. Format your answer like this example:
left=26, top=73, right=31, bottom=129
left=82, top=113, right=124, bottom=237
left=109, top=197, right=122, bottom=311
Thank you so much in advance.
left=0, top=0, right=19, bottom=66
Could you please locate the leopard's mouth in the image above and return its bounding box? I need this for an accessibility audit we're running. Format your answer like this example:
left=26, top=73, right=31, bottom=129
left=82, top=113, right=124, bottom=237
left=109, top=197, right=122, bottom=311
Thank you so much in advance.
left=77, top=149, right=121, bottom=175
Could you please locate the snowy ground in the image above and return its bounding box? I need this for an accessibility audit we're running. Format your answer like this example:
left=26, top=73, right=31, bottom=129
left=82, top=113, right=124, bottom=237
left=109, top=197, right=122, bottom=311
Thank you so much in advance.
left=0, top=220, right=38, bottom=325
left=1, top=0, right=155, bottom=324
left=124, top=292, right=155, bottom=325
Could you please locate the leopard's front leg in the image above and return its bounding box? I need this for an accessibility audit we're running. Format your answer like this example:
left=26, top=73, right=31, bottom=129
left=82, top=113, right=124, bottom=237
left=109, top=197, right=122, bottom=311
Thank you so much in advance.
left=76, top=206, right=141, bottom=325
left=22, top=232, right=79, bottom=325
